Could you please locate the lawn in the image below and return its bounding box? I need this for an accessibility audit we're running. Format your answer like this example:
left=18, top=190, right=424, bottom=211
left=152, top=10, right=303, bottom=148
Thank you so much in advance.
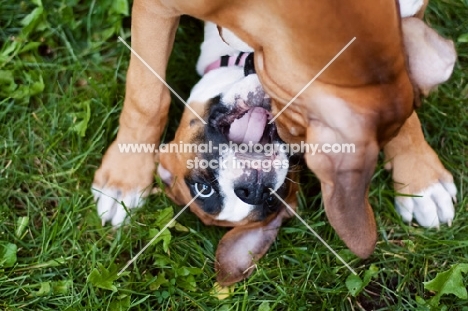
left=1, top=0, right=467, bottom=310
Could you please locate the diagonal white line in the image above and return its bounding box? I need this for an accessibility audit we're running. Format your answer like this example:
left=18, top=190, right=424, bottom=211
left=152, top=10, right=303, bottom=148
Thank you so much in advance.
left=117, top=192, right=201, bottom=276
left=269, top=188, right=357, bottom=275
left=118, top=36, right=207, bottom=125
left=269, top=37, right=356, bottom=124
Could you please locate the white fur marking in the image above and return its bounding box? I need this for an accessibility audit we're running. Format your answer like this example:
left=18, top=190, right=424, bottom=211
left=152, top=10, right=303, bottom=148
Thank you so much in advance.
left=215, top=149, right=289, bottom=222
left=399, top=0, right=424, bottom=18
left=157, top=164, right=173, bottom=185
left=216, top=151, right=254, bottom=222
left=222, top=74, right=264, bottom=106
left=188, top=67, right=245, bottom=104
left=92, top=185, right=144, bottom=226
left=395, top=182, right=456, bottom=227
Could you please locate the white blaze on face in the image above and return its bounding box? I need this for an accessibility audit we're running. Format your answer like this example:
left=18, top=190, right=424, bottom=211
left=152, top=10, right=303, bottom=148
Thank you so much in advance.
left=215, top=149, right=290, bottom=222
left=216, top=150, right=254, bottom=222
left=222, top=74, right=263, bottom=106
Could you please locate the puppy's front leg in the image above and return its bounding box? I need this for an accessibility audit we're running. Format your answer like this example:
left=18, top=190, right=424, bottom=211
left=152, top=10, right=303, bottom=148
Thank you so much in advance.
left=384, top=112, right=456, bottom=227
left=93, top=0, right=180, bottom=226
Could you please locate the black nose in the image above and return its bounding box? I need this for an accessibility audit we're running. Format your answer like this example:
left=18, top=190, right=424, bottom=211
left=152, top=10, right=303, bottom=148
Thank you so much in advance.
left=234, top=185, right=270, bottom=205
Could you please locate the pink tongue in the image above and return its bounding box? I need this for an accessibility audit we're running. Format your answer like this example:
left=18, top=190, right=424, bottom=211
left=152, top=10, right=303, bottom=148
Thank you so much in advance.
left=228, top=107, right=267, bottom=144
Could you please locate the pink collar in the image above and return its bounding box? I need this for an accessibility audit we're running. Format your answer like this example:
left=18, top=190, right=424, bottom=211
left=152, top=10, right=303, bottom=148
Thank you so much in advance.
left=204, top=52, right=250, bottom=75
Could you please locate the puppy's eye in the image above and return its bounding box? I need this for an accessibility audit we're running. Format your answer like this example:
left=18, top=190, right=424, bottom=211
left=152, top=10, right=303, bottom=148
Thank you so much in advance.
left=194, top=183, right=215, bottom=198
left=265, top=194, right=279, bottom=210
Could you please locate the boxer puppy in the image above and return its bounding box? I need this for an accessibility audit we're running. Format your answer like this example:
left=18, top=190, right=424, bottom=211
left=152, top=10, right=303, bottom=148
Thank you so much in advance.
left=156, top=22, right=299, bottom=285
left=93, top=0, right=457, bottom=265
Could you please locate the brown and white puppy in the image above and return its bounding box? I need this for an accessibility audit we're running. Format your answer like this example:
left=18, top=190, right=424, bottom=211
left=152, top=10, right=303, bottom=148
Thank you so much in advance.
left=157, top=22, right=296, bottom=226
left=93, top=0, right=457, bottom=264
left=159, top=23, right=301, bottom=285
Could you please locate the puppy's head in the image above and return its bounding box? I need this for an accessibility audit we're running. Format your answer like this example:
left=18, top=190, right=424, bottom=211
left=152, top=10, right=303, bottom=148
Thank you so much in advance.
left=158, top=69, right=295, bottom=226
left=158, top=68, right=298, bottom=285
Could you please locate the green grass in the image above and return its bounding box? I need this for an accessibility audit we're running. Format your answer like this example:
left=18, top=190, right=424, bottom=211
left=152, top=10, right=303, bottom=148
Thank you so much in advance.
left=1, top=0, right=467, bottom=309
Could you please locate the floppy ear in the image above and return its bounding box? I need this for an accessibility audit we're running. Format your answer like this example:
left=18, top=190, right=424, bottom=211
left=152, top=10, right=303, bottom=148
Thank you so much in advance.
left=301, top=99, right=396, bottom=259
left=215, top=221, right=280, bottom=286
left=307, top=139, right=379, bottom=259
left=215, top=208, right=292, bottom=286
left=402, top=17, right=457, bottom=96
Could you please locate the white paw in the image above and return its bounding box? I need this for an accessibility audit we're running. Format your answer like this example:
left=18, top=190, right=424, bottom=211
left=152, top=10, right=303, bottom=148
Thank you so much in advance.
left=399, top=0, right=424, bottom=18
left=395, top=182, right=457, bottom=227
left=92, top=185, right=144, bottom=227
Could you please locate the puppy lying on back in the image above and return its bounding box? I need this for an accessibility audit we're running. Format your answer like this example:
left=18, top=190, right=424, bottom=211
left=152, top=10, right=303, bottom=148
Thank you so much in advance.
left=94, top=0, right=457, bottom=286
left=157, top=22, right=299, bottom=286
